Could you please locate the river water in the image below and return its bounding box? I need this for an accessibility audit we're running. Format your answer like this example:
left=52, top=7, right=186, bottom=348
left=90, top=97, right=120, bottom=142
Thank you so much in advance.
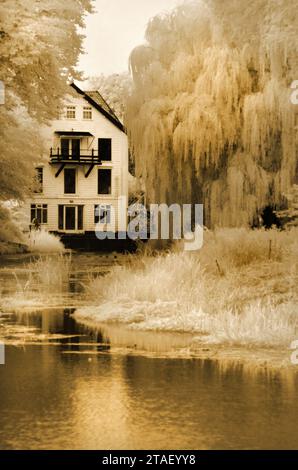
left=0, top=253, right=297, bottom=450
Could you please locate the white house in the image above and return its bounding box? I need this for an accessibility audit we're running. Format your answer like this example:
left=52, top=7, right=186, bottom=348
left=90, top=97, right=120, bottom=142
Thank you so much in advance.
left=25, top=83, right=128, bottom=245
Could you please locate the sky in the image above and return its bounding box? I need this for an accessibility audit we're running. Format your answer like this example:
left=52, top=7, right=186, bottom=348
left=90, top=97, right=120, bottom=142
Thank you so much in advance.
left=79, top=0, right=181, bottom=77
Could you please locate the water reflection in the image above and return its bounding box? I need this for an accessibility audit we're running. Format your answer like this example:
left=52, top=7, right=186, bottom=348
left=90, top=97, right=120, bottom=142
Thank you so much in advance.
left=0, top=254, right=297, bottom=450
left=0, top=343, right=297, bottom=450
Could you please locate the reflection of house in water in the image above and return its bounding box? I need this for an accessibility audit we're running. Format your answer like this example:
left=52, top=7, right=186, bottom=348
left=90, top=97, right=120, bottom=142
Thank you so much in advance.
left=40, top=309, right=68, bottom=334
left=40, top=308, right=110, bottom=353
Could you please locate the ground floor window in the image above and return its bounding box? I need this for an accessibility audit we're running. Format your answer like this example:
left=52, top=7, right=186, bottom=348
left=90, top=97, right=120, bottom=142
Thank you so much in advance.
left=58, top=205, right=84, bottom=231
left=31, top=204, right=47, bottom=224
left=94, top=204, right=111, bottom=224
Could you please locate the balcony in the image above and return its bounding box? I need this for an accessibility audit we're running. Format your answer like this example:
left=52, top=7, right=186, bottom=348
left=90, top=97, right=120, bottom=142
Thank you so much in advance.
left=50, top=148, right=102, bottom=165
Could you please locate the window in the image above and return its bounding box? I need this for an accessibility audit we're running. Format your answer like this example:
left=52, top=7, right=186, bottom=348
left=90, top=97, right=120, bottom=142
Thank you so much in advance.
left=94, top=204, right=111, bottom=224
left=64, top=168, right=76, bottom=194
left=78, top=205, right=84, bottom=230
left=98, top=138, right=112, bottom=161
left=33, top=167, right=43, bottom=193
left=31, top=204, right=47, bottom=224
left=58, top=205, right=84, bottom=231
left=66, top=106, right=76, bottom=119
left=56, top=106, right=65, bottom=119
left=98, top=169, right=112, bottom=195
left=83, top=106, right=92, bottom=120
left=58, top=205, right=64, bottom=230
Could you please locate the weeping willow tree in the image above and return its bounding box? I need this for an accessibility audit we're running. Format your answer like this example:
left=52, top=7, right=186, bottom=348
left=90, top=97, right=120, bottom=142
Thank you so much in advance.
left=127, top=0, right=298, bottom=227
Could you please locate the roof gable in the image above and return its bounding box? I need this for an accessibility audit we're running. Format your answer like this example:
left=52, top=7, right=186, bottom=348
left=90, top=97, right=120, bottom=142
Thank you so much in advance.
left=70, top=82, right=126, bottom=133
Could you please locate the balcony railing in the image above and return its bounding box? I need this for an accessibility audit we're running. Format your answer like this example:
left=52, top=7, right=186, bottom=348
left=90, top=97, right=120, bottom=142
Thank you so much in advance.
left=50, top=148, right=102, bottom=164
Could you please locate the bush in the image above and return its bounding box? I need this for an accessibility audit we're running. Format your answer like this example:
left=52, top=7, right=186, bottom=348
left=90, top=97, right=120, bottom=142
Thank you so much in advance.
left=28, top=230, right=65, bottom=254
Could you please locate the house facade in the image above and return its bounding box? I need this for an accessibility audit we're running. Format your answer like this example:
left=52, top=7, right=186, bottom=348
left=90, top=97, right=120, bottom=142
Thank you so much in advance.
left=25, top=83, right=128, bottom=241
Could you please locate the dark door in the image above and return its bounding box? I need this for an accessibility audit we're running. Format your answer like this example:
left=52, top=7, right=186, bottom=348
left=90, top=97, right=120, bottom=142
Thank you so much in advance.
left=61, top=139, right=70, bottom=158
left=72, top=139, right=80, bottom=160
left=65, top=206, right=76, bottom=230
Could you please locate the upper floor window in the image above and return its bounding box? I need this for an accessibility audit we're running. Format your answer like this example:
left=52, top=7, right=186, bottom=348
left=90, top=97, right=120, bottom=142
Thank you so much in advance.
left=33, top=167, right=43, bottom=193
left=83, top=106, right=92, bottom=120
left=64, top=168, right=76, bottom=194
left=66, top=106, right=76, bottom=119
left=98, top=138, right=112, bottom=161
left=98, top=169, right=112, bottom=195
left=56, top=106, right=65, bottom=120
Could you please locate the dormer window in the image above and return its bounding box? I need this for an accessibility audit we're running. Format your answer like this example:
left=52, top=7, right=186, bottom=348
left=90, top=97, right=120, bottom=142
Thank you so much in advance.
left=83, top=106, right=92, bottom=120
left=66, top=106, right=76, bottom=119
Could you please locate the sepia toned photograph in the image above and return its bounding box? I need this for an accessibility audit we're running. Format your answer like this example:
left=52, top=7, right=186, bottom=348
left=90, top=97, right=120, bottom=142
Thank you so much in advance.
left=0, top=0, right=297, bottom=460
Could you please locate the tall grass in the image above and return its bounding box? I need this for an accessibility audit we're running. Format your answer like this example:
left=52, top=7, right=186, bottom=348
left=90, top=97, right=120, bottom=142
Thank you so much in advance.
left=1, top=254, right=72, bottom=311
left=29, top=254, right=71, bottom=290
left=27, top=230, right=65, bottom=254
left=75, top=228, right=298, bottom=346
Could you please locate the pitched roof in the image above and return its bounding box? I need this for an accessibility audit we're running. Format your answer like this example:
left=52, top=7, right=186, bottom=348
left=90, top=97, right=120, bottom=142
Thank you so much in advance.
left=70, top=82, right=126, bottom=133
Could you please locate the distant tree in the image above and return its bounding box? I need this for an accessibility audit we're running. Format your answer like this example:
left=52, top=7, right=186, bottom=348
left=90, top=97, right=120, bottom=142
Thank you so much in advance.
left=87, top=73, right=135, bottom=173
left=0, top=0, right=93, bottom=240
left=87, top=73, right=132, bottom=123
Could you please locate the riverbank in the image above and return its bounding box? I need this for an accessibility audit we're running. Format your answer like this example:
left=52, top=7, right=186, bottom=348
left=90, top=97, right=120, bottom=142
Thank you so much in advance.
left=74, top=228, right=298, bottom=350
left=1, top=235, right=297, bottom=369
left=0, top=241, right=28, bottom=255
left=71, top=319, right=296, bottom=370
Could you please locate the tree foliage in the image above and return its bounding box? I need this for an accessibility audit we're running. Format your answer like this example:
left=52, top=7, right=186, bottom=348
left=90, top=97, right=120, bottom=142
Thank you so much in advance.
left=0, top=0, right=93, bottom=241
left=0, top=0, right=93, bottom=201
left=128, top=0, right=298, bottom=227
left=87, top=72, right=132, bottom=123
